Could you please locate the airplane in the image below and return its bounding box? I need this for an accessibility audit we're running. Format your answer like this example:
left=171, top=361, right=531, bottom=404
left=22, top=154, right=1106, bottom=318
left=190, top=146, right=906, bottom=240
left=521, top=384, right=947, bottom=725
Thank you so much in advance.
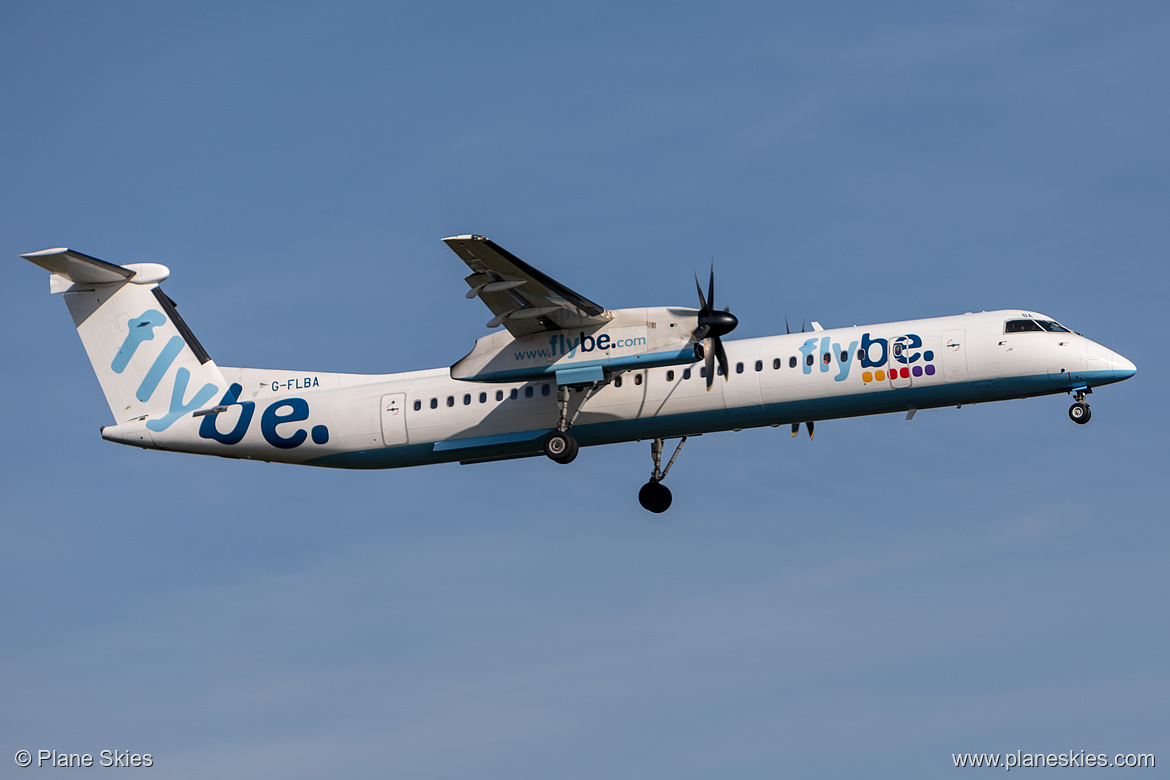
left=22, top=236, right=1136, bottom=512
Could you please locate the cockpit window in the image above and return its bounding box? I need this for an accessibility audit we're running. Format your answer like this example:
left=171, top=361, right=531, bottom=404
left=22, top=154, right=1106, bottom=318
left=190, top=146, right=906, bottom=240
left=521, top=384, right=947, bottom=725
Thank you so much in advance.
left=1005, top=319, right=1072, bottom=333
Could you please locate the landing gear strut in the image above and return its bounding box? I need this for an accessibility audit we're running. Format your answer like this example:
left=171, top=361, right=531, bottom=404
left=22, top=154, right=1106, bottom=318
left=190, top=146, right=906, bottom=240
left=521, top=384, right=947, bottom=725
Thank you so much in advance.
left=639, top=436, right=688, bottom=513
left=1068, top=388, right=1091, bottom=425
left=543, top=383, right=600, bottom=464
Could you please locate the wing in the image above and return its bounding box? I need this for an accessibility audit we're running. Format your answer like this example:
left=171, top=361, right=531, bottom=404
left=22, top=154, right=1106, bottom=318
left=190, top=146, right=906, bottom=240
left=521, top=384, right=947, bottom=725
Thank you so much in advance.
left=443, top=235, right=611, bottom=337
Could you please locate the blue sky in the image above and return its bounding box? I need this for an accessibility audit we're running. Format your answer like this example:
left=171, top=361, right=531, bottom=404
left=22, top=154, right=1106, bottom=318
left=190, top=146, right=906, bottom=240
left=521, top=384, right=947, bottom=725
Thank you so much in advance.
left=2, top=2, right=1166, bottom=777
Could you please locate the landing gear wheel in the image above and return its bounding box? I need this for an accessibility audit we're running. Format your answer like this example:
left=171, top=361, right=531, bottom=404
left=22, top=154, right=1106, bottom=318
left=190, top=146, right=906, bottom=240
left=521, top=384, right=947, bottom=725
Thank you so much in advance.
left=1069, top=402, right=1091, bottom=425
left=638, top=481, right=673, bottom=513
left=543, top=431, right=578, bottom=464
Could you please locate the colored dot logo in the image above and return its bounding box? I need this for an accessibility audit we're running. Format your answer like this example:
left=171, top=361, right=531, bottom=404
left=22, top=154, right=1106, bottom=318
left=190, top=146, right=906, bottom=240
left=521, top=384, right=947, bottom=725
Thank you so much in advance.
left=862, top=358, right=936, bottom=384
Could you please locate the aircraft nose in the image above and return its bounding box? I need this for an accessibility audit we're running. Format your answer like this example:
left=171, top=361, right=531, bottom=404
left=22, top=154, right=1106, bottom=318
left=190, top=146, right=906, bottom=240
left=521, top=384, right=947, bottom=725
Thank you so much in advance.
left=1111, top=352, right=1137, bottom=381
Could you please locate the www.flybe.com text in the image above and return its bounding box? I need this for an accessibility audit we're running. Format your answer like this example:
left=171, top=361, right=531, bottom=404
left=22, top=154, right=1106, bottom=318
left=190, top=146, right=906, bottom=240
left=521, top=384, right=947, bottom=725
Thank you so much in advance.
left=514, top=332, right=648, bottom=361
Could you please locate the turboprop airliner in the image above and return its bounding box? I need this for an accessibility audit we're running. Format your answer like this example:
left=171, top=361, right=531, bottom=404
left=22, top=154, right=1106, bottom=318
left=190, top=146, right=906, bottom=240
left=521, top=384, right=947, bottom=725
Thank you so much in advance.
left=22, top=236, right=1136, bottom=512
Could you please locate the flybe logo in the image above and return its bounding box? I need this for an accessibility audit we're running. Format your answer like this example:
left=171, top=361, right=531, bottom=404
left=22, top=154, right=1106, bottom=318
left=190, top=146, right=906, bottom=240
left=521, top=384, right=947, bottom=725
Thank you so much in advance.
left=798, top=332, right=937, bottom=383
left=112, top=309, right=328, bottom=449
left=112, top=310, right=219, bottom=432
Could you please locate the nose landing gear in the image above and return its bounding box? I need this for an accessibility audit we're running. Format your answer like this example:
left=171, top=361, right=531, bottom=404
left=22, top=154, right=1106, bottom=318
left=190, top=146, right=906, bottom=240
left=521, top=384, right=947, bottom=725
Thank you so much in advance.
left=639, top=436, right=688, bottom=513
left=1068, top=387, right=1092, bottom=425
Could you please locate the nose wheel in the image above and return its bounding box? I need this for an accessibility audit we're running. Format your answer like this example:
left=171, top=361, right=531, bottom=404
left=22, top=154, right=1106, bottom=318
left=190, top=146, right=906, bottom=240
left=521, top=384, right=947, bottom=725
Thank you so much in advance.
left=1068, top=388, right=1092, bottom=425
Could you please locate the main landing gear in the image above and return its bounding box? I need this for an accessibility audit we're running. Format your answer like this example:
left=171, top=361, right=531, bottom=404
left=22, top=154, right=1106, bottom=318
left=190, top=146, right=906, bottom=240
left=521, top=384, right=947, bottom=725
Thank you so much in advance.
left=543, top=385, right=579, bottom=462
left=543, top=383, right=599, bottom=465
left=541, top=381, right=687, bottom=512
left=1068, top=387, right=1092, bottom=425
left=638, top=436, right=688, bottom=513
left=543, top=429, right=578, bottom=464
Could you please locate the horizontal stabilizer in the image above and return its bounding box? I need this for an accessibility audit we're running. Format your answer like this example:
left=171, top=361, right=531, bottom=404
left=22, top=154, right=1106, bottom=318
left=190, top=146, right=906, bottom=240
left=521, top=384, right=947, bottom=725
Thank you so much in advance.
left=21, top=247, right=135, bottom=284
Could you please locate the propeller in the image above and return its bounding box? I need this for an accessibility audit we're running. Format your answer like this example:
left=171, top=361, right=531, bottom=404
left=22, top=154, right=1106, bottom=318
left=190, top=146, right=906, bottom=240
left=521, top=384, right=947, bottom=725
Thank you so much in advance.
left=790, top=421, right=815, bottom=440
left=693, top=265, right=739, bottom=390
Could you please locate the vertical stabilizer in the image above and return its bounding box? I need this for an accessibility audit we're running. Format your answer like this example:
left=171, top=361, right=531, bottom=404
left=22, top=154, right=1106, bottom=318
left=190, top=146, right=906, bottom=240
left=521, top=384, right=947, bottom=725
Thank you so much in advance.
left=22, top=248, right=225, bottom=428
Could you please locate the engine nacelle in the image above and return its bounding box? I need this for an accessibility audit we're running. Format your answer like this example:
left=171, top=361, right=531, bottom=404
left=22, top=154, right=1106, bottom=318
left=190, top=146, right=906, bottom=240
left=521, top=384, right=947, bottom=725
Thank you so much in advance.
left=450, top=306, right=702, bottom=384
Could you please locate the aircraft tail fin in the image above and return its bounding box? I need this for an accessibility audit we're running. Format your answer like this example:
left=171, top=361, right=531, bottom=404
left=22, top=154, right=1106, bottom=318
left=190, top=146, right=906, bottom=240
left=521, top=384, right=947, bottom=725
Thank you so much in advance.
left=23, top=248, right=226, bottom=429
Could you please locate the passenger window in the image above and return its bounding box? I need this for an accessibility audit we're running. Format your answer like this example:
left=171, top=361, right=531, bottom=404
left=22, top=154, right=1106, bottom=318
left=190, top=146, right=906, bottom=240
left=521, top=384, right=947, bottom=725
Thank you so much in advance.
left=858, top=349, right=864, bottom=361
left=773, top=358, right=781, bottom=370
left=510, top=388, right=518, bottom=400
left=447, top=396, right=455, bottom=407
left=542, top=384, right=551, bottom=396
left=666, top=370, right=675, bottom=381
left=840, top=351, right=848, bottom=362
left=699, top=367, right=706, bottom=378
left=496, top=390, right=504, bottom=402
left=634, top=374, right=643, bottom=385
left=683, top=368, right=691, bottom=380
left=525, top=386, right=534, bottom=398
left=755, top=360, right=763, bottom=372
left=479, top=392, right=487, bottom=403
left=822, top=353, right=831, bottom=364
left=430, top=398, right=438, bottom=409
left=413, top=400, right=421, bottom=411
left=805, top=354, right=814, bottom=367
left=614, top=376, right=623, bottom=388
left=717, top=365, right=724, bottom=376
left=736, top=362, right=744, bottom=374
left=790, top=356, right=797, bottom=368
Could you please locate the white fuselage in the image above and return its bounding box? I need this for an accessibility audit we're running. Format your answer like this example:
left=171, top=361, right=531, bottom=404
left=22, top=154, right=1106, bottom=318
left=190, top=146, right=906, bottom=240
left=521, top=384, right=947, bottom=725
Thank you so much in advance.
left=100, top=309, right=1135, bottom=469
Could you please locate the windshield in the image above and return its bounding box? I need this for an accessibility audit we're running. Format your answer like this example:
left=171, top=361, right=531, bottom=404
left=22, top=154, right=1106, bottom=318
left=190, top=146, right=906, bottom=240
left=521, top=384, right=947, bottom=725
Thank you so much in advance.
left=1005, top=319, right=1071, bottom=334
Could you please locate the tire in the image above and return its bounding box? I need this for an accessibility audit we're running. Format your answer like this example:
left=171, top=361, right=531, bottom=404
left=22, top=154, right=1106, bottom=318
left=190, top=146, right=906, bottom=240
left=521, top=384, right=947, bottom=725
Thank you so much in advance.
left=1069, top=402, right=1091, bottom=425
left=543, top=431, right=578, bottom=463
left=638, top=481, right=673, bottom=513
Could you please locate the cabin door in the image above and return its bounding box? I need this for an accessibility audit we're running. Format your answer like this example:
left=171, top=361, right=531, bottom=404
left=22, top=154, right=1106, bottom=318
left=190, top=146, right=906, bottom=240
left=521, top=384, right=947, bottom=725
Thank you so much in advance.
left=380, top=393, right=408, bottom=446
left=942, top=329, right=968, bottom=382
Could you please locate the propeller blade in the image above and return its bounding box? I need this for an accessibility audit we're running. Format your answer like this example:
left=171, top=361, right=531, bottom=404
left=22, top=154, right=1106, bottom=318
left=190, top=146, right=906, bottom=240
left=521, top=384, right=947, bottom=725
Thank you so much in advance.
left=785, top=316, right=791, bottom=335
left=707, top=263, right=716, bottom=313
left=691, top=263, right=738, bottom=387
left=791, top=422, right=799, bottom=437
left=694, top=271, right=709, bottom=315
left=807, top=420, right=815, bottom=440
left=713, top=336, right=730, bottom=381
left=704, top=338, right=715, bottom=390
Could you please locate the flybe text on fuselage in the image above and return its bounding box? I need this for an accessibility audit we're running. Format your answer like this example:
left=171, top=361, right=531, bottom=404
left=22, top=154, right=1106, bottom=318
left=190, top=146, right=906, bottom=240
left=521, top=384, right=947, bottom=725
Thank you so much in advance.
left=795, top=331, right=936, bottom=382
